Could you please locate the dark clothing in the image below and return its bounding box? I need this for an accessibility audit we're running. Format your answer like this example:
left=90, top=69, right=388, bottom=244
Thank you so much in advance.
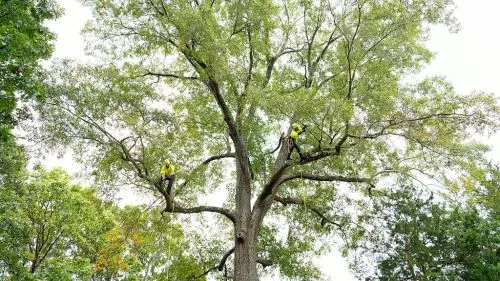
left=161, top=174, right=176, bottom=195
left=287, top=137, right=303, bottom=160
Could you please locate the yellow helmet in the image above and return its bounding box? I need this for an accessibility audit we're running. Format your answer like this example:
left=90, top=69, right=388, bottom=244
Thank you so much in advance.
left=164, top=159, right=171, bottom=165
left=292, top=123, right=300, bottom=129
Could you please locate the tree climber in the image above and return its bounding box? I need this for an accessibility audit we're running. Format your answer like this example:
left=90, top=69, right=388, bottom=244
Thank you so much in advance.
left=287, top=123, right=307, bottom=160
left=160, top=159, right=176, bottom=195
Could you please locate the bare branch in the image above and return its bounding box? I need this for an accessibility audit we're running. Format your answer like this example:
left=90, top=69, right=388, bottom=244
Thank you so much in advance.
left=192, top=247, right=272, bottom=279
left=178, top=153, right=236, bottom=191
left=143, top=71, right=199, bottom=80
left=266, top=133, right=284, bottom=155
left=202, top=152, right=236, bottom=165
left=348, top=113, right=475, bottom=140
left=191, top=247, right=234, bottom=279
left=192, top=266, right=218, bottom=280
left=277, top=172, right=372, bottom=186
left=217, top=247, right=236, bottom=271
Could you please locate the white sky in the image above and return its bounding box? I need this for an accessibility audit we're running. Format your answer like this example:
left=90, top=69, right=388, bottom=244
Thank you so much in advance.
left=43, top=0, right=500, bottom=280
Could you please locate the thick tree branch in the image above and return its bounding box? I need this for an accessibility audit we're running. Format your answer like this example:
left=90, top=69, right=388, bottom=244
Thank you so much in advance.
left=192, top=247, right=272, bottom=279
left=254, top=125, right=350, bottom=220
left=143, top=71, right=199, bottom=80
left=45, top=101, right=237, bottom=223
left=277, top=172, right=372, bottom=186
left=245, top=23, right=254, bottom=90
left=257, top=163, right=290, bottom=201
left=171, top=42, right=247, bottom=170
left=177, top=47, right=240, bottom=142
left=202, top=152, right=236, bottom=165
left=217, top=247, right=236, bottom=271
left=298, top=126, right=349, bottom=164
left=37, top=231, right=64, bottom=272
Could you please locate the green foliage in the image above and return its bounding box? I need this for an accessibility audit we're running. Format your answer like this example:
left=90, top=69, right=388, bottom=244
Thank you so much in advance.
left=94, top=206, right=206, bottom=281
left=460, top=163, right=500, bottom=220
left=259, top=224, right=322, bottom=280
left=0, top=0, right=61, bottom=126
left=35, top=0, right=500, bottom=279
left=0, top=167, right=114, bottom=280
left=0, top=0, right=61, bottom=196
left=0, top=125, right=26, bottom=187
left=350, top=185, right=500, bottom=281
left=0, top=167, right=203, bottom=280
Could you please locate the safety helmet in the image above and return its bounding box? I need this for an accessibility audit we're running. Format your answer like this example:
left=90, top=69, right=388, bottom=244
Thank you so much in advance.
left=292, top=123, right=300, bottom=130
left=164, top=159, right=171, bottom=165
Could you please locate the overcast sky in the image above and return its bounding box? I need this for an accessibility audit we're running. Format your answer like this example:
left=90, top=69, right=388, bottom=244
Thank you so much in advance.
left=43, top=1, right=500, bottom=280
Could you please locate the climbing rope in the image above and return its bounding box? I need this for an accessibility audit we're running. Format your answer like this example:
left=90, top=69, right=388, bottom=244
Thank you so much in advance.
left=166, top=192, right=175, bottom=280
left=300, top=171, right=307, bottom=212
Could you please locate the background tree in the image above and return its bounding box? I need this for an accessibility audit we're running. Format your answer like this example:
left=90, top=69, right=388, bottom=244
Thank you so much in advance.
left=93, top=206, right=205, bottom=281
left=0, top=0, right=61, bottom=187
left=37, top=0, right=499, bottom=280
left=0, top=167, right=199, bottom=281
left=349, top=184, right=499, bottom=281
left=0, top=168, right=114, bottom=280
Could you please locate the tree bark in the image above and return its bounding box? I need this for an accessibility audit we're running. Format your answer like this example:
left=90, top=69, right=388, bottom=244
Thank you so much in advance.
left=233, top=150, right=259, bottom=281
left=233, top=137, right=291, bottom=281
left=233, top=232, right=258, bottom=281
left=252, top=137, right=290, bottom=240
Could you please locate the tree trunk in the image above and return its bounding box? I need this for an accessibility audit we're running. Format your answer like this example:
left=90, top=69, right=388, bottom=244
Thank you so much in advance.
left=252, top=137, right=290, bottom=241
left=233, top=150, right=259, bottom=281
left=234, top=234, right=258, bottom=281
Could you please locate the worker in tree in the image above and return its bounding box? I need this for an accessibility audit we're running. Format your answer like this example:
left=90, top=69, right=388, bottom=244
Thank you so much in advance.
left=160, top=159, right=176, bottom=195
left=287, top=123, right=307, bottom=160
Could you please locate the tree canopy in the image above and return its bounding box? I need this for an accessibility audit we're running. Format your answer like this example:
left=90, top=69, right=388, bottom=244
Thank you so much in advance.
left=0, top=0, right=61, bottom=126
left=350, top=184, right=499, bottom=281
left=0, top=0, right=61, bottom=188
left=0, top=168, right=203, bottom=280
left=34, top=0, right=499, bottom=280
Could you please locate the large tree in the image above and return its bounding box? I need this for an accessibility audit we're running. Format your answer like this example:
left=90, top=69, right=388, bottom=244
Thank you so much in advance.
left=37, top=0, right=499, bottom=280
